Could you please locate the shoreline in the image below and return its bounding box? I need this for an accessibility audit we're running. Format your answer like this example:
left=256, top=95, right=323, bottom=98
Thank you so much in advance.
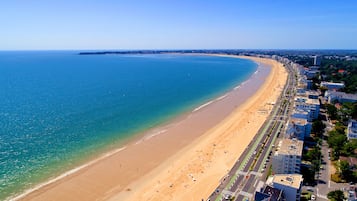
left=111, top=55, right=287, bottom=201
left=14, top=55, right=286, bottom=201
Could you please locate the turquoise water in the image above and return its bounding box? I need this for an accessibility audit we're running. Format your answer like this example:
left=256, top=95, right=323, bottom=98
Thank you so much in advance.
left=0, top=52, right=256, bottom=199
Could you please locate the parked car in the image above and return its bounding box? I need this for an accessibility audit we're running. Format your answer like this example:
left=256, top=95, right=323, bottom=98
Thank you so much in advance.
left=311, top=194, right=316, bottom=200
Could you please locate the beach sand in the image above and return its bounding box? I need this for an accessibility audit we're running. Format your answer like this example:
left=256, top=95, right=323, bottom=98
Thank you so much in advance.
left=17, top=56, right=287, bottom=201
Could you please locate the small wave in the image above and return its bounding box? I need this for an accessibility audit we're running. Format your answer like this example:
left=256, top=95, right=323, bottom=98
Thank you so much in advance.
left=216, top=94, right=228, bottom=101
left=193, top=101, right=214, bottom=112
left=234, top=85, right=241, bottom=90
left=143, top=129, right=168, bottom=141
left=8, top=146, right=127, bottom=201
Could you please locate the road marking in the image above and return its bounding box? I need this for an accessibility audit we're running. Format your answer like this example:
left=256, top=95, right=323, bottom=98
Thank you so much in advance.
left=253, top=179, right=258, bottom=187
left=316, top=188, right=328, bottom=200
left=237, top=170, right=247, bottom=176
left=250, top=171, right=262, bottom=177
left=239, top=191, right=253, bottom=198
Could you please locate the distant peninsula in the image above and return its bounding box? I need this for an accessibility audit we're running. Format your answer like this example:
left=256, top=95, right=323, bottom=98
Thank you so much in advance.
left=78, top=50, right=231, bottom=55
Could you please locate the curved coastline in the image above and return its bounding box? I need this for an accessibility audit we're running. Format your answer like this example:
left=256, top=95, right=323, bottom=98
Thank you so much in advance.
left=13, top=55, right=285, bottom=201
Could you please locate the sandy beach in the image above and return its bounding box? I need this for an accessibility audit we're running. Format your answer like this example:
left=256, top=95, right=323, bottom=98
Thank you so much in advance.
left=16, top=55, right=287, bottom=201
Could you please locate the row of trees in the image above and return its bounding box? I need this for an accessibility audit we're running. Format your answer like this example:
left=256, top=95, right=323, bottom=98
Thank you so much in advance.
left=326, top=102, right=357, bottom=183
left=327, top=102, right=357, bottom=122
left=327, top=190, right=345, bottom=201
left=301, top=119, right=325, bottom=185
left=327, top=122, right=357, bottom=159
left=290, top=55, right=357, bottom=93
left=320, top=58, right=357, bottom=93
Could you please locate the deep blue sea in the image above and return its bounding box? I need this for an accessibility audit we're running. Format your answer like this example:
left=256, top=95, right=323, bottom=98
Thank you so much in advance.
left=0, top=51, right=256, bottom=199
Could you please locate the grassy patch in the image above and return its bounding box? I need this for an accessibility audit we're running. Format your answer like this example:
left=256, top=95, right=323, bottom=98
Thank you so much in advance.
left=331, top=173, right=343, bottom=183
left=301, top=191, right=312, bottom=201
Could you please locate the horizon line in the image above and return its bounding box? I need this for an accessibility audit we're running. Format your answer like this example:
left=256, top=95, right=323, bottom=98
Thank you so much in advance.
left=1, top=48, right=357, bottom=51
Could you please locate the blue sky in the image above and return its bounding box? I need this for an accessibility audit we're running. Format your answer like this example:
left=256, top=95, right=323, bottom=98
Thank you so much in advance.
left=1, top=0, right=356, bottom=50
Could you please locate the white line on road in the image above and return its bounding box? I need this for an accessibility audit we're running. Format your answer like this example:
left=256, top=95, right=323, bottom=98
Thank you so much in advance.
left=253, top=179, right=258, bottom=187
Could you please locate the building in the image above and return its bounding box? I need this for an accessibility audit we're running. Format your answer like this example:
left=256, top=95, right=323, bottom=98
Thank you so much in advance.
left=320, top=81, right=345, bottom=91
left=313, top=55, right=322, bottom=66
left=309, top=66, right=320, bottom=71
left=291, top=109, right=311, bottom=122
left=305, top=98, right=320, bottom=119
left=272, top=139, right=303, bottom=174
left=286, top=118, right=312, bottom=140
left=306, top=90, right=319, bottom=99
left=304, top=70, right=319, bottom=79
left=325, top=91, right=357, bottom=104
left=296, top=88, right=306, bottom=96
left=306, top=80, right=313, bottom=90
left=255, top=185, right=285, bottom=201
left=294, top=98, right=320, bottom=120
left=347, top=120, right=357, bottom=140
left=267, top=174, right=303, bottom=201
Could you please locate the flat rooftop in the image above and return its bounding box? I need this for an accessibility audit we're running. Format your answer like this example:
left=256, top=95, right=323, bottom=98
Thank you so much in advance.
left=290, top=117, right=308, bottom=125
left=272, top=174, right=303, bottom=189
left=306, top=98, right=320, bottom=105
left=276, top=138, right=303, bottom=156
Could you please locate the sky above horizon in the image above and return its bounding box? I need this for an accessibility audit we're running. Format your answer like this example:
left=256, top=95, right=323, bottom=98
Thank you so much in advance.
left=1, top=1, right=357, bottom=50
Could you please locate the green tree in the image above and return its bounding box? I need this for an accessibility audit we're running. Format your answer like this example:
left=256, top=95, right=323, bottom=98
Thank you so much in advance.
left=312, top=120, right=326, bottom=137
left=301, top=166, right=315, bottom=185
left=319, top=86, right=328, bottom=95
left=352, top=103, right=357, bottom=119
left=341, top=139, right=357, bottom=156
left=339, top=160, right=351, bottom=180
left=327, top=190, right=345, bottom=201
left=334, top=122, right=346, bottom=134
left=326, top=104, right=338, bottom=120
left=327, top=129, right=347, bottom=158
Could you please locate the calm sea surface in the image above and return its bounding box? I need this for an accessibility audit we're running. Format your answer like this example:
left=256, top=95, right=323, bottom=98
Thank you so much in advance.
left=0, top=52, right=256, bottom=199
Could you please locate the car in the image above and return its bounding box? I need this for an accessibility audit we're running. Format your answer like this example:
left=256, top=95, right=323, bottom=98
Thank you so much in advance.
left=311, top=194, right=316, bottom=200
left=224, top=194, right=232, bottom=200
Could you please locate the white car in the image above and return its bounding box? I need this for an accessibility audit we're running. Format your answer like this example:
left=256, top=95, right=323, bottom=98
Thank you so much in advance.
left=311, top=194, right=316, bottom=200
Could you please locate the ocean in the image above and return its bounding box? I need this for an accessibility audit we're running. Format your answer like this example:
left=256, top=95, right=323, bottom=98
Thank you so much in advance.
left=0, top=51, right=257, bottom=200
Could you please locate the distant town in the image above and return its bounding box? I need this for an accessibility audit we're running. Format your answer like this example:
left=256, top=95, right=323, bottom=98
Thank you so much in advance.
left=80, top=50, right=357, bottom=201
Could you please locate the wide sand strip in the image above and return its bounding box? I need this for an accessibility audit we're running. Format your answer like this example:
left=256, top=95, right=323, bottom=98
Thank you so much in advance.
left=18, top=56, right=287, bottom=201
left=113, top=56, right=288, bottom=201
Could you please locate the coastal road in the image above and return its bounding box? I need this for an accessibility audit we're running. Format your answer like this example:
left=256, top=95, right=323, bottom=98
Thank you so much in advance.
left=207, top=60, right=295, bottom=201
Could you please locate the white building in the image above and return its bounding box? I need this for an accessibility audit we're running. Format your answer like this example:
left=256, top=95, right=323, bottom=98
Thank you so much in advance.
left=347, top=120, right=357, bottom=140
left=313, top=55, right=322, bottom=66
left=297, top=76, right=308, bottom=90
left=325, top=91, right=357, bottom=104
left=294, top=97, right=320, bottom=120
left=267, top=174, right=303, bottom=201
left=306, top=90, right=319, bottom=99
left=304, top=70, right=319, bottom=79
left=286, top=118, right=312, bottom=140
left=272, top=139, right=303, bottom=174
left=291, top=109, right=311, bottom=122
left=320, top=81, right=345, bottom=91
